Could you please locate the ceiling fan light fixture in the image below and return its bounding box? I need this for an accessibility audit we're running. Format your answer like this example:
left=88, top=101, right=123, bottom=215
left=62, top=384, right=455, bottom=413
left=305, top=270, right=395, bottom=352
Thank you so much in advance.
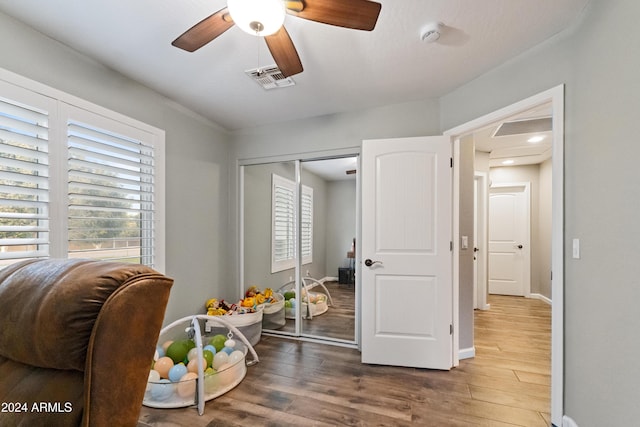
left=228, top=0, right=286, bottom=36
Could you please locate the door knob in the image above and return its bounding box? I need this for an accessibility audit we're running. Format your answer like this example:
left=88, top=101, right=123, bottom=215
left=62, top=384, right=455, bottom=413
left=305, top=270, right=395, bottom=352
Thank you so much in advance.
left=364, top=259, right=383, bottom=267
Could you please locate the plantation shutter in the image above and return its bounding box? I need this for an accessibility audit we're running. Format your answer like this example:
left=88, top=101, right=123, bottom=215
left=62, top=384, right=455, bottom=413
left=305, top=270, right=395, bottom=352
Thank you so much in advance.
left=0, top=95, right=50, bottom=264
left=67, top=119, right=155, bottom=265
left=300, top=185, right=313, bottom=263
left=272, top=174, right=295, bottom=271
left=271, top=173, right=313, bottom=273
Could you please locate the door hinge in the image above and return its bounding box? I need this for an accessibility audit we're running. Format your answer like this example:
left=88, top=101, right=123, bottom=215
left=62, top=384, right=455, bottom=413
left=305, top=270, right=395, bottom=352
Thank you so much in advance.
left=450, top=241, right=453, bottom=251
left=450, top=157, right=453, bottom=168
left=450, top=324, right=453, bottom=335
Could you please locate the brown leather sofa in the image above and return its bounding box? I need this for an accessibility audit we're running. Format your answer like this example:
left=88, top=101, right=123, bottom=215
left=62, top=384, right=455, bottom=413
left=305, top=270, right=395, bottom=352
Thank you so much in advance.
left=0, top=259, right=174, bottom=427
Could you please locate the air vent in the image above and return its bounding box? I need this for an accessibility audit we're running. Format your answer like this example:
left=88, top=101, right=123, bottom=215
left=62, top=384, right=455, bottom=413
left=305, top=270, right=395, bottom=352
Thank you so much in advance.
left=245, top=65, right=295, bottom=90
left=493, top=117, right=552, bottom=137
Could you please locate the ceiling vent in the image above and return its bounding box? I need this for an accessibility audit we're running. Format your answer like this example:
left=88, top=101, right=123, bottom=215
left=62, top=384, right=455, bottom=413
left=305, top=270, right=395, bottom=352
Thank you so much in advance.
left=493, top=117, right=552, bottom=137
left=245, top=65, right=295, bottom=90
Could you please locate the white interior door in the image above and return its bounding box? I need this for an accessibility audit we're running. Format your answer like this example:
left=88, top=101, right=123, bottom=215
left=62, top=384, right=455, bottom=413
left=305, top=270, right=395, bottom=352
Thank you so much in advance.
left=361, top=136, right=452, bottom=370
left=488, top=183, right=530, bottom=296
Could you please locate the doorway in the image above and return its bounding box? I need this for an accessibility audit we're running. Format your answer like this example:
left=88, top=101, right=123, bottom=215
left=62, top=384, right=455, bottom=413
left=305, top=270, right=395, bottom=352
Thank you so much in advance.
left=445, top=85, right=564, bottom=426
left=488, top=182, right=531, bottom=297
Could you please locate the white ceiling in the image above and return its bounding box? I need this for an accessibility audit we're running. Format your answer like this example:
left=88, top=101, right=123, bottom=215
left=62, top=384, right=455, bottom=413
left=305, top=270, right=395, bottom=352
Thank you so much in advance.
left=473, top=102, right=554, bottom=167
left=302, top=156, right=358, bottom=181
left=0, top=0, right=588, bottom=133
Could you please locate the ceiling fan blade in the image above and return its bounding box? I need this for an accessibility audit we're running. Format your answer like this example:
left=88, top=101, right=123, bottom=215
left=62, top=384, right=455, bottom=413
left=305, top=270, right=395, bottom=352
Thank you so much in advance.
left=265, top=27, right=303, bottom=77
left=172, top=8, right=234, bottom=52
left=287, top=0, right=381, bottom=31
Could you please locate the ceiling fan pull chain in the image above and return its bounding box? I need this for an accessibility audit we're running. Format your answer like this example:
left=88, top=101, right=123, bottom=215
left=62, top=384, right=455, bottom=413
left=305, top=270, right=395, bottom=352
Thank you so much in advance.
left=256, top=32, right=262, bottom=75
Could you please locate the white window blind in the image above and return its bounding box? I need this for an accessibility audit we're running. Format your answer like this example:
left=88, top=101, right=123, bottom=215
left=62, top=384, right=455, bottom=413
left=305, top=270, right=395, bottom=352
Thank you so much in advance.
left=300, top=187, right=313, bottom=262
left=0, top=96, right=50, bottom=265
left=67, top=120, right=155, bottom=264
left=271, top=173, right=312, bottom=273
left=0, top=76, right=164, bottom=270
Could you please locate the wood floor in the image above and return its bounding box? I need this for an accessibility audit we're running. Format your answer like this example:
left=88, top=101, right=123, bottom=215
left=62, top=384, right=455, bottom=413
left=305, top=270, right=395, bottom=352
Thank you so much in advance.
left=275, top=281, right=356, bottom=341
left=138, top=295, right=551, bottom=427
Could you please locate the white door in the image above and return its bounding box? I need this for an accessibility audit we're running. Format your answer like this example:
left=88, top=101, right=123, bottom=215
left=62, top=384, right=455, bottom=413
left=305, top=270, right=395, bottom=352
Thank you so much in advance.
left=488, top=183, right=530, bottom=296
left=361, top=136, right=453, bottom=370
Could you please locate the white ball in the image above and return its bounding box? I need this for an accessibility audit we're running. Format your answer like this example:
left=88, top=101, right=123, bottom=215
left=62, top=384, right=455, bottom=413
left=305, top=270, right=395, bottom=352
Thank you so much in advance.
left=228, top=350, right=244, bottom=365
left=212, top=351, right=229, bottom=370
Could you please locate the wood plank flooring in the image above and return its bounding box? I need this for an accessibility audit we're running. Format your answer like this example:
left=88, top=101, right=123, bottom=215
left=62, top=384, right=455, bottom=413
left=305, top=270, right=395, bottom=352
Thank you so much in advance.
left=138, top=295, right=551, bottom=426
left=274, top=281, right=356, bottom=341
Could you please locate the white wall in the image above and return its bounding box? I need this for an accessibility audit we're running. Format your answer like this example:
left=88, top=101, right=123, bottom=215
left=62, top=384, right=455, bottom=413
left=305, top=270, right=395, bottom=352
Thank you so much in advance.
left=0, top=12, right=234, bottom=324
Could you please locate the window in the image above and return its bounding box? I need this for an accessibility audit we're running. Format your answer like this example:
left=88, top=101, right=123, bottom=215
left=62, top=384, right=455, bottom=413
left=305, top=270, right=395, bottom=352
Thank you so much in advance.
left=271, top=173, right=312, bottom=273
left=0, top=78, right=164, bottom=270
left=0, top=91, right=52, bottom=264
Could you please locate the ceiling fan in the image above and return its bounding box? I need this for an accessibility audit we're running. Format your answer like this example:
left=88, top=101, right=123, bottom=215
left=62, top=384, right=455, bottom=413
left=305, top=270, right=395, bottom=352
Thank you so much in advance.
left=172, top=0, right=382, bottom=77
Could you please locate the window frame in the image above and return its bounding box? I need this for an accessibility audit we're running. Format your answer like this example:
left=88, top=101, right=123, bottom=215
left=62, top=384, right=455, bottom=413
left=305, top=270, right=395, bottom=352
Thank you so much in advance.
left=0, top=70, right=165, bottom=272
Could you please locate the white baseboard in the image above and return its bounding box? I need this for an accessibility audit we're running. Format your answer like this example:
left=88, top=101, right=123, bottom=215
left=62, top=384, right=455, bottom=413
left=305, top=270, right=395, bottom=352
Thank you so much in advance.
left=529, top=293, right=552, bottom=305
left=562, top=415, right=579, bottom=427
left=459, top=347, right=475, bottom=360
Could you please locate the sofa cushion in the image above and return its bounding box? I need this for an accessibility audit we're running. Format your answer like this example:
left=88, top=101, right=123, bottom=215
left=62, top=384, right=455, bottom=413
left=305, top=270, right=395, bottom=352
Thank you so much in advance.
left=0, top=258, right=164, bottom=371
left=0, top=355, right=84, bottom=426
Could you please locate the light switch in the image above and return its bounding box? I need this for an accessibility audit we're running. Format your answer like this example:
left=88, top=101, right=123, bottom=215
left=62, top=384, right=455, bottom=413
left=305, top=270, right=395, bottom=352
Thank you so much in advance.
left=572, top=238, right=580, bottom=259
left=461, top=235, right=469, bottom=250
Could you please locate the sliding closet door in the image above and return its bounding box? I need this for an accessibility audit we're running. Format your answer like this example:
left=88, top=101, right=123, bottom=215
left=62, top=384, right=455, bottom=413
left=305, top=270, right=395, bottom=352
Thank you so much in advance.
left=241, top=156, right=358, bottom=345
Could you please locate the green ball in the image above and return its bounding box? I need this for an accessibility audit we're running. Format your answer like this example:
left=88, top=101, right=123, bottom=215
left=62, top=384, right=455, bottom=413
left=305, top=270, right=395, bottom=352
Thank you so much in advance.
left=166, top=340, right=190, bottom=364
left=283, top=291, right=296, bottom=300
left=209, top=334, right=227, bottom=352
left=202, top=349, right=214, bottom=367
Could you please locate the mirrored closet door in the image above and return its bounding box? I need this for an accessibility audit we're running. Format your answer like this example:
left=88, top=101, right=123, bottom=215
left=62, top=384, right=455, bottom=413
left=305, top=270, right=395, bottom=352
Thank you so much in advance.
left=240, top=156, right=358, bottom=345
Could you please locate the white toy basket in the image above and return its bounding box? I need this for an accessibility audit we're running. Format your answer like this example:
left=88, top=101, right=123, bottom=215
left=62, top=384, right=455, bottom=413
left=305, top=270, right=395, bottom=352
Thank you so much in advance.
left=143, top=315, right=259, bottom=415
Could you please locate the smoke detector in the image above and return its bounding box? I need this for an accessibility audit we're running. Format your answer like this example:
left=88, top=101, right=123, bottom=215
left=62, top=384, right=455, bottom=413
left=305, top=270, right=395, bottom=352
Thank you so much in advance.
left=421, top=22, right=443, bottom=43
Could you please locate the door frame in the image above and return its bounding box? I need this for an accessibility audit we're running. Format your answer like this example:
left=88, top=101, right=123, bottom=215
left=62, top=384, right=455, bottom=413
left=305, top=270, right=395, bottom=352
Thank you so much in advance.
left=488, top=181, right=531, bottom=297
left=444, top=85, right=564, bottom=426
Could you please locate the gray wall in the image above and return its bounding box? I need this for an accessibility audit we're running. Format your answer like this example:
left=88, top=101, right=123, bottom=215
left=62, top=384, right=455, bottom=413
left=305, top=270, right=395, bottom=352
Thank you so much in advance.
left=3, top=0, right=640, bottom=423
left=490, top=164, right=551, bottom=299
left=0, top=12, right=234, bottom=324
left=441, top=1, right=640, bottom=424
left=325, top=180, right=357, bottom=276
left=242, top=162, right=330, bottom=290
left=243, top=162, right=296, bottom=290
left=538, top=159, right=552, bottom=299
left=459, top=134, right=475, bottom=350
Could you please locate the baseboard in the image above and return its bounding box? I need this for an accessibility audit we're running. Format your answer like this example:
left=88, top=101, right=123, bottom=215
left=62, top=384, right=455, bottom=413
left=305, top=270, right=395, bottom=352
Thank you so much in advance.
left=459, top=347, right=475, bottom=360
left=529, top=293, right=552, bottom=305
left=322, top=276, right=337, bottom=283
left=562, top=415, right=579, bottom=427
